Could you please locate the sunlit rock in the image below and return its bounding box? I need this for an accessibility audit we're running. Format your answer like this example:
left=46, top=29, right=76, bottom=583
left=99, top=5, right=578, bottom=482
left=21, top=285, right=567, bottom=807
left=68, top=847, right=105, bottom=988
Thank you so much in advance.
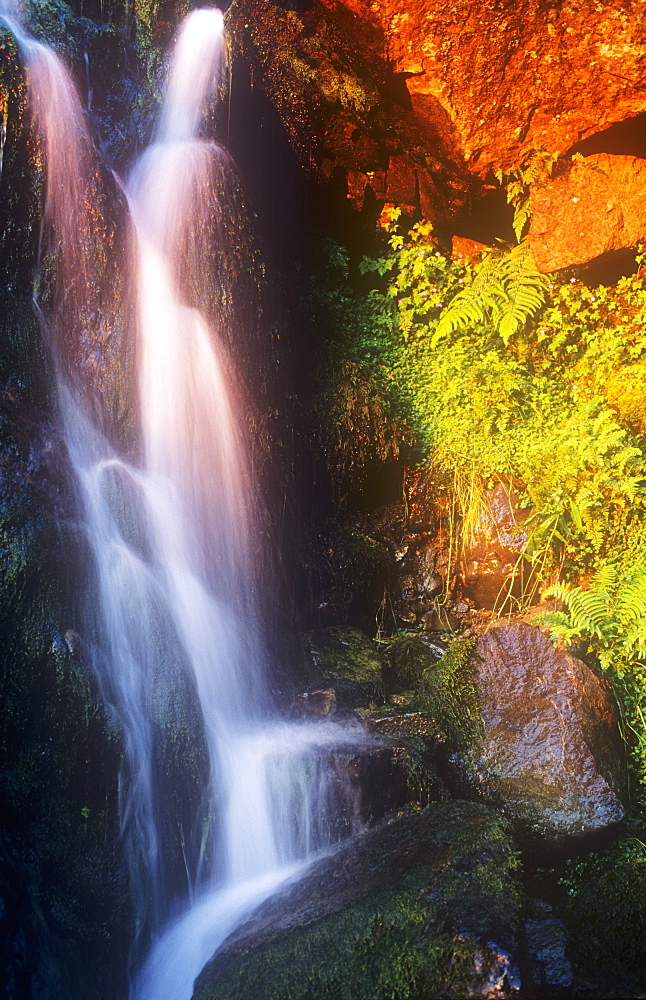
left=226, top=0, right=473, bottom=223
left=323, top=0, right=646, bottom=177
left=462, top=479, right=528, bottom=611
left=529, top=153, right=646, bottom=271
left=448, top=623, right=627, bottom=846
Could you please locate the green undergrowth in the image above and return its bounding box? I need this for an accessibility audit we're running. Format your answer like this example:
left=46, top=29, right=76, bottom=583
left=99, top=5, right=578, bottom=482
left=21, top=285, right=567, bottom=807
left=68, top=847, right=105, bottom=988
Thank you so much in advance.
left=305, top=208, right=646, bottom=802
left=529, top=836, right=646, bottom=996
left=309, top=219, right=646, bottom=584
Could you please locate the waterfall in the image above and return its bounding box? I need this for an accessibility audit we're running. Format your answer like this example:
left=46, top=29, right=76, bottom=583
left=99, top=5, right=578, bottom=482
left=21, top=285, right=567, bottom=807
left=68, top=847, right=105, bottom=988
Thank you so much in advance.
left=3, top=6, right=370, bottom=999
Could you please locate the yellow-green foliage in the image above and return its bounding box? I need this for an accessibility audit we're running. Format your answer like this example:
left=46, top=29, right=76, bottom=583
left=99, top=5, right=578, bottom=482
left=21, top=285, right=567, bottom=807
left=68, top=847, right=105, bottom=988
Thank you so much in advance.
left=306, top=214, right=646, bottom=800
left=540, top=562, right=646, bottom=801
left=311, top=218, right=646, bottom=583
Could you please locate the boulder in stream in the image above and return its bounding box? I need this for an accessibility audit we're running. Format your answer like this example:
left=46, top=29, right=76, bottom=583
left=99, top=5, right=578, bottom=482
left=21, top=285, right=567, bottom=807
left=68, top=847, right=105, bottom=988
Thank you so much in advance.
left=193, top=800, right=523, bottom=1000
left=425, top=623, right=627, bottom=846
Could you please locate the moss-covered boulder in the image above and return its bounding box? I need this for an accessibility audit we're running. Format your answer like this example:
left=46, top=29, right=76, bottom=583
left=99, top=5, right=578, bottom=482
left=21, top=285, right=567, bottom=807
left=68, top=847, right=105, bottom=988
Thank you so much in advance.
left=382, top=631, right=446, bottom=693
left=417, top=638, right=480, bottom=747
left=302, top=626, right=385, bottom=708
left=193, top=800, right=524, bottom=1000
left=419, top=625, right=626, bottom=847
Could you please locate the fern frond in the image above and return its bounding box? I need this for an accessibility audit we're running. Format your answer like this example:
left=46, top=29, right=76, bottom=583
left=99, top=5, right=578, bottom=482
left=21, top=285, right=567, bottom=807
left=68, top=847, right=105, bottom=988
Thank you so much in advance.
left=431, top=241, right=547, bottom=345
left=592, top=564, right=617, bottom=594
left=497, top=241, right=549, bottom=343
left=432, top=250, right=506, bottom=344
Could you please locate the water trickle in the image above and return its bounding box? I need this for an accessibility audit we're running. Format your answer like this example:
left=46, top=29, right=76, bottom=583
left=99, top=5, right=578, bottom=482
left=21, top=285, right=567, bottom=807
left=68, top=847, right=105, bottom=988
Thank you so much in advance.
left=4, top=7, right=371, bottom=999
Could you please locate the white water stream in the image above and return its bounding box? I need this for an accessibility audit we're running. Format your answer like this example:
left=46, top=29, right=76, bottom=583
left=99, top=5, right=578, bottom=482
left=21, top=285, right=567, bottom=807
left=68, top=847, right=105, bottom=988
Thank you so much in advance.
left=2, top=8, right=370, bottom=999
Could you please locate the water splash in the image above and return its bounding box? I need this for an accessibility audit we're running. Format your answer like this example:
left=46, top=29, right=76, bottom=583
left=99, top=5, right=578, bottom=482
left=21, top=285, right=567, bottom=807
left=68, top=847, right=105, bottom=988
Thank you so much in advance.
left=5, top=8, right=370, bottom=1000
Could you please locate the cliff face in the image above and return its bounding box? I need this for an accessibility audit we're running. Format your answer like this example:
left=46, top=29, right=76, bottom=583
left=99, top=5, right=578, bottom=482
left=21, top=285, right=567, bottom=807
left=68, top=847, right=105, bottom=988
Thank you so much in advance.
left=228, top=0, right=646, bottom=263
left=330, top=0, right=646, bottom=176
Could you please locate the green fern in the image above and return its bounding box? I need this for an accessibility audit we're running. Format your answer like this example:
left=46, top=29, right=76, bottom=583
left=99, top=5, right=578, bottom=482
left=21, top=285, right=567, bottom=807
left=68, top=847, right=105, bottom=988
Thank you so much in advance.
left=543, top=561, right=646, bottom=669
left=495, top=150, right=558, bottom=241
left=497, top=241, right=548, bottom=342
left=432, top=241, right=547, bottom=346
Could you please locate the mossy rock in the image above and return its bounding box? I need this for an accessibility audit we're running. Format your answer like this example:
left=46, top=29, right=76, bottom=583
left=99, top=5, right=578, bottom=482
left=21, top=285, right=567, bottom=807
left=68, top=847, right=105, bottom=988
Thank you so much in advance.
left=563, top=836, right=646, bottom=996
left=302, top=626, right=385, bottom=708
left=416, top=639, right=481, bottom=748
left=194, top=800, right=523, bottom=1000
left=527, top=834, right=646, bottom=997
left=383, top=631, right=446, bottom=693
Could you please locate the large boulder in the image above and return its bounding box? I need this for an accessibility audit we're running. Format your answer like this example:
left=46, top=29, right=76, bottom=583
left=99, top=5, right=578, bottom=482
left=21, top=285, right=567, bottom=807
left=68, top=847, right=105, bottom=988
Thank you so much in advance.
left=437, top=623, right=627, bottom=845
left=529, top=153, right=646, bottom=272
left=193, top=800, right=524, bottom=1000
left=226, top=0, right=473, bottom=224
left=228, top=0, right=646, bottom=227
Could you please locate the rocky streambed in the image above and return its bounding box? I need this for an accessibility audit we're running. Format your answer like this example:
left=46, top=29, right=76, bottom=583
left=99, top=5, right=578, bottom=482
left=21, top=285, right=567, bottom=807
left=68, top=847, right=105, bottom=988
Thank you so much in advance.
left=192, top=620, right=645, bottom=1000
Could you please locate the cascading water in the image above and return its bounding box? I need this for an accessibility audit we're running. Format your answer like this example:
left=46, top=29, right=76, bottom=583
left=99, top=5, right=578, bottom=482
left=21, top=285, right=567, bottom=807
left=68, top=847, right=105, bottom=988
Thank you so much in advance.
left=3, top=6, right=371, bottom=999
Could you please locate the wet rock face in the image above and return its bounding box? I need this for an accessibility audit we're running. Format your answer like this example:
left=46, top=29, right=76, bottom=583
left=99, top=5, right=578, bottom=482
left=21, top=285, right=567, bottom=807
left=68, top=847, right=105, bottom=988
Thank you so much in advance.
left=226, top=0, right=473, bottom=224
left=529, top=153, right=646, bottom=272
left=0, top=388, right=131, bottom=1000
left=453, top=623, right=626, bottom=845
left=194, top=801, right=523, bottom=1000
left=525, top=900, right=573, bottom=997
left=328, top=0, right=646, bottom=176
left=229, top=0, right=646, bottom=231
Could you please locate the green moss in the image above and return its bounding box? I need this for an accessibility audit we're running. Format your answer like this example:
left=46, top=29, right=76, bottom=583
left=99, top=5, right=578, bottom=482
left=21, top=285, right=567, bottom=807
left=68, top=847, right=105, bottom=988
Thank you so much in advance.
left=384, top=633, right=440, bottom=692
left=195, top=802, right=521, bottom=1000
left=417, top=640, right=481, bottom=748
left=304, top=625, right=385, bottom=706
left=391, top=734, right=446, bottom=803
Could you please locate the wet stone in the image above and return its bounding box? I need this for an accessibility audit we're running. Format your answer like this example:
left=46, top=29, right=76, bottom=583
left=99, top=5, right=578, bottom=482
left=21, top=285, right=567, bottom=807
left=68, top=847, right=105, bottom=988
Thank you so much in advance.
left=525, top=901, right=573, bottom=997
left=193, top=800, right=524, bottom=1000
left=451, top=623, right=627, bottom=847
left=294, top=686, right=337, bottom=717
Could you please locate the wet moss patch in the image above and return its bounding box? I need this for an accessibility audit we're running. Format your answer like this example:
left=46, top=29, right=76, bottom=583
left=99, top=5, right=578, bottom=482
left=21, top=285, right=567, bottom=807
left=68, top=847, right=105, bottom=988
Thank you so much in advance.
left=302, top=625, right=385, bottom=708
left=416, top=639, right=481, bottom=748
left=195, top=801, right=523, bottom=1000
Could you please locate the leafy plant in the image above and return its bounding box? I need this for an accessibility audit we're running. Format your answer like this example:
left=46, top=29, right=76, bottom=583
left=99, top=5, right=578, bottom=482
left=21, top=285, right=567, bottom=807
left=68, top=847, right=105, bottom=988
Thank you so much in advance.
left=433, top=240, right=548, bottom=345
left=541, top=562, right=646, bottom=801
left=495, top=150, right=558, bottom=240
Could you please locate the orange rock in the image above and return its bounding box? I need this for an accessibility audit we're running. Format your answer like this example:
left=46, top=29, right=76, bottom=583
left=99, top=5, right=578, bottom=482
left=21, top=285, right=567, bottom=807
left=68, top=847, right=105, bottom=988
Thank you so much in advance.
left=529, top=153, right=646, bottom=271
left=451, top=236, right=490, bottom=264
left=335, top=0, right=646, bottom=176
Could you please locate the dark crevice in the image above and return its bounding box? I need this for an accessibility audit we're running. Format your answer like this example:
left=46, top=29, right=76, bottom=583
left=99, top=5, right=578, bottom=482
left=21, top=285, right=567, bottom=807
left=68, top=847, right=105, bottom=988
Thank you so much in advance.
left=451, top=183, right=515, bottom=247
left=568, top=111, right=646, bottom=160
